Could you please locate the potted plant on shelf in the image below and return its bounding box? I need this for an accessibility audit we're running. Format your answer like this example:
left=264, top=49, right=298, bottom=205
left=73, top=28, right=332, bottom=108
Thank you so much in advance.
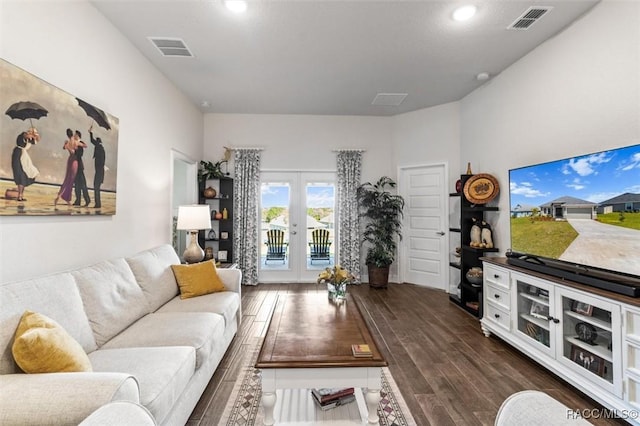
left=356, top=176, right=405, bottom=288
left=198, top=160, right=226, bottom=182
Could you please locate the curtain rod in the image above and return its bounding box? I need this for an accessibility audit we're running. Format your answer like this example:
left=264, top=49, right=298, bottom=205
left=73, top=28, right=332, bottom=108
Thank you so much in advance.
left=224, top=146, right=264, bottom=151
left=332, top=149, right=366, bottom=152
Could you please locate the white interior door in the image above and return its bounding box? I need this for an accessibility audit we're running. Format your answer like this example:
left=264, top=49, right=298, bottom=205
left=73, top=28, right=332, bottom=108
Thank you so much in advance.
left=170, top=150, right=198, bottom=256
left=259, top=171, right=336, bottom=283
left=399, top=164, right=448, bottom=290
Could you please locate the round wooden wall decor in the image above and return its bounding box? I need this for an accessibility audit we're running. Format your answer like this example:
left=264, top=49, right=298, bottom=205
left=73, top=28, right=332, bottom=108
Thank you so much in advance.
left=463, top=173, right=499, bottom=204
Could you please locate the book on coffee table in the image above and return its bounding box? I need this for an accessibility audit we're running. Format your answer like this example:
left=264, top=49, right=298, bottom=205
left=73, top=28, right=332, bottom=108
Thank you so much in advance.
left=312, top=393, right=356, bottom=411
left=352, top=344, right=373, bottom=357
left=311, top=387, right=355, bottom=404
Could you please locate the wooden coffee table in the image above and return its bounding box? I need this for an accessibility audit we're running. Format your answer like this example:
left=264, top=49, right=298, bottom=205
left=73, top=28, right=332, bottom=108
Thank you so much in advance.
left=255, top=293, right=388, bottom=425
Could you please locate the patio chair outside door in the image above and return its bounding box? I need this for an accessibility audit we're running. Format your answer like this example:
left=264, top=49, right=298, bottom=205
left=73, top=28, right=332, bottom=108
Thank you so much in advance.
left=265, top=229, right=287, bottom=264
left=309, top=228, right=331, bottom=264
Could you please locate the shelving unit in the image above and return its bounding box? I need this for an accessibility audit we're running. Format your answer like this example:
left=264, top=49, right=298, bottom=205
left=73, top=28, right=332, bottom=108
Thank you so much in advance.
left=198, top=177, right=234, bottom=264
left=448, top=174, right=499, bottom=318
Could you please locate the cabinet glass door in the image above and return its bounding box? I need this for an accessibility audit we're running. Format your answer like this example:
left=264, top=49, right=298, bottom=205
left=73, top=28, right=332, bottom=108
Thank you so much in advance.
left=516, top=278, right=553, bottom=353
left=559, top=289, right=620, bottom=393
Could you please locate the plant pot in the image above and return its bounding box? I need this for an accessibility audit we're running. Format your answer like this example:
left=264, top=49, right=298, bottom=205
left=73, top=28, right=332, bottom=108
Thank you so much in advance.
left=367, top=264, right=390, bottom=289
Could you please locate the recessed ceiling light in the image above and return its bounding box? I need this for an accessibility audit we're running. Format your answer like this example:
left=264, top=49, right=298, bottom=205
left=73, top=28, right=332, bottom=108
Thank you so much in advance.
left=476, top=72, right=490, bottom=81
left=225, top=0, right=247, bottom=14
left=201, top=100, right=211, bottom=108
left=453, top=5, right=477, bottom=22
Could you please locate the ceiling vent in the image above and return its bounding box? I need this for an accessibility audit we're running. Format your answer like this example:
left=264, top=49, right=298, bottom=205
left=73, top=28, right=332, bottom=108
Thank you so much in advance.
left=507, top=6, right=552, bottom=30
left=149, top=37, right=193, bottom=57
left=372, top=93, right=408, bottom=107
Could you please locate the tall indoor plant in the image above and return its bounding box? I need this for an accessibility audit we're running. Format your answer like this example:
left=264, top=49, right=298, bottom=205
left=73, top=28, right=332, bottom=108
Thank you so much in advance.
left=356, top=176, right=405, bottom=288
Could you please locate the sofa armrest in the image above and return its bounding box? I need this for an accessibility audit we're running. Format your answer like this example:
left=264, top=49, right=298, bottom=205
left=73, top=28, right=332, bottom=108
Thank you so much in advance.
left=218, top=268, right=242, bottom=295
left=0, top=372, right=139, bottom=426
left=80, top=401, right=156, bottom=425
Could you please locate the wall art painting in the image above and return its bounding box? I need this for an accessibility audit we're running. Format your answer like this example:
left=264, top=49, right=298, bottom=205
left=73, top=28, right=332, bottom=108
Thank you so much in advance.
left=0, top=59, right=119, bottom=216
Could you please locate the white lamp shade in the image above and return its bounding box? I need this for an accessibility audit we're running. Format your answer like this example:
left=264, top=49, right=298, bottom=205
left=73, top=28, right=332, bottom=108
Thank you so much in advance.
left=176, top=205, right=212, bottom=231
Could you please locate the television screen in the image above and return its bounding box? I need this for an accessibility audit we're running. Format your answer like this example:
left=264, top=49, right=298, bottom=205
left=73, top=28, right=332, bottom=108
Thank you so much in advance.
left=509, top=144, right=640, bottom=281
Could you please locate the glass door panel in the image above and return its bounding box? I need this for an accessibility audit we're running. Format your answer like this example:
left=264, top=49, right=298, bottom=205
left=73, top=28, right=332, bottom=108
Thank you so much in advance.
left=260, top=181, right=291, bottom=270
left=560, top=293, right=614, bottom=385
left=305, top=181, right=335, bottom=272
left=516, top=279, right=552, bottom=351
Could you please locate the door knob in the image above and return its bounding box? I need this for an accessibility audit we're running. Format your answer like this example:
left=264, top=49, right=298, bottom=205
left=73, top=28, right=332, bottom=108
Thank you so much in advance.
left=437, top=231, right=445, bottom=236
left=290, top=231, right=297, bottom=235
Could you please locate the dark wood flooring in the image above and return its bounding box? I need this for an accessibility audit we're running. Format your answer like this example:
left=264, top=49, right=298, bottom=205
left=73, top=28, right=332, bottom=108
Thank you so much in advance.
left=187, top=283, right=624, bottom=425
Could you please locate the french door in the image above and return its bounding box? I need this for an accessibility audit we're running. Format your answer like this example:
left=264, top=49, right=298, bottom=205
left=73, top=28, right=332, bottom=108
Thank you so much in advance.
left=259, top=171, right=336, bottom=283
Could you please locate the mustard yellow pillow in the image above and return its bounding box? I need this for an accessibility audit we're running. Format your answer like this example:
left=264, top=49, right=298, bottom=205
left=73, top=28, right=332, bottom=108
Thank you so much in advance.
left=12, top=310, right=92, bottom=373
left=171, top=260, right=227, bottom=299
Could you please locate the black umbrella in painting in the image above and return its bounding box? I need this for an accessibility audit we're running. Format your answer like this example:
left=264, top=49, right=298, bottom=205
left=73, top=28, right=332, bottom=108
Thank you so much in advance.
left=5, top=101, right=48, bottom=128
left=76, top=97, right=111, bottom=130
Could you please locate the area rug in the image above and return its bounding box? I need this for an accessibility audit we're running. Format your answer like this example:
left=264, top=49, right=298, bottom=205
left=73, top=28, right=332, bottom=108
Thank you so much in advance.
left=218, top=340, right=417, bottom=425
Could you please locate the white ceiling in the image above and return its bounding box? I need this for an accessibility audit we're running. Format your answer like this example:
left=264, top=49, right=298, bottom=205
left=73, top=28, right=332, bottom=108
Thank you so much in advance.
left=91, top=0, right=599, bottom=116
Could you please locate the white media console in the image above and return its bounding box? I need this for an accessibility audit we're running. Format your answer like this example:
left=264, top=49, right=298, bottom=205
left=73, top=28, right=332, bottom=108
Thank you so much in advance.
left=481, top=258, right=640, bottom=425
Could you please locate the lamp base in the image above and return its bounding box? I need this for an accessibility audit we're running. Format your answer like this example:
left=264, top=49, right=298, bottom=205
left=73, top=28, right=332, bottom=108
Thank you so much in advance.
left=183, top=231, right=204, bottom=264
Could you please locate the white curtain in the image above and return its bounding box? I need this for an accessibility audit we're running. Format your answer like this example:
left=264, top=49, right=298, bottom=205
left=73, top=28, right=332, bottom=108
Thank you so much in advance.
left=233, top=149, right=262, bottom=285
left=336, top=150, right=362, bottom=281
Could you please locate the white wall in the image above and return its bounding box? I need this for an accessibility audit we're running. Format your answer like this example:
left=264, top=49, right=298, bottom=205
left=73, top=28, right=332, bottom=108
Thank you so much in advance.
left=393, top=101, right=461, bottom=185
left=204, top=114, right=393, bottom=181
left=0, top=1, right=204, bottom=283
left=460, top=0, right=640, bottom=257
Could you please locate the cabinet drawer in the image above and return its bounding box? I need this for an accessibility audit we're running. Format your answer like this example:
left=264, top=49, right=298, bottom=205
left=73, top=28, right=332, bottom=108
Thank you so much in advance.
left=484, top=303, right=510, bottom=331
left=484, top=264, right=509, bottom=289
left=485, top=283, right=510, bottom=310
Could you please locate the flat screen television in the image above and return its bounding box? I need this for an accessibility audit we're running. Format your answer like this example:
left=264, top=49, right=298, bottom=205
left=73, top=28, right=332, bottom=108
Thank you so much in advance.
left=508, top=143, right=640, bottom=297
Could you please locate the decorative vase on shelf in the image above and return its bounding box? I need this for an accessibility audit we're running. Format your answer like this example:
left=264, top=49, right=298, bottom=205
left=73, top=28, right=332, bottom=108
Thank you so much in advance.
left=466, top=267, right=483, bottom=286
left=327, top=282, right=347, bottom=301
left=203, top=187, right=217, bottom=199
left=214, top=211, right=223, bottom=220
left=470, top=218, right=481, bottom=247
left=204, top=247, right=214, bottom=260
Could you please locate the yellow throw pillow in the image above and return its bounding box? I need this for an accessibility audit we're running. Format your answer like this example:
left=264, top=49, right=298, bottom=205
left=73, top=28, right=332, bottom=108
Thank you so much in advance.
left=12, top=310, right=92, bottom=373
left=171, top=260, right=227, bottom=299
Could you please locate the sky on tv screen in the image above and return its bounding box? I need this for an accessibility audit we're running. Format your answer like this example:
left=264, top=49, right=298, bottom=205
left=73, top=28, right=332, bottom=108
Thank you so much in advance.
left=510, top=144, right=640, bottom=209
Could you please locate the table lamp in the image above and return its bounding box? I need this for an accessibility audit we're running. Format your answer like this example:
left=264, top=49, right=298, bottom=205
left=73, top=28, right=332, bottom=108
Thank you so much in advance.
left=176, top=205, right=212, bottom=263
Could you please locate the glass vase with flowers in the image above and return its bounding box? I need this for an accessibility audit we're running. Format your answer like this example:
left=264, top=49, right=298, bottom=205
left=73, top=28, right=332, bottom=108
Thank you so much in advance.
left=317, top=265, right=357, bottom=300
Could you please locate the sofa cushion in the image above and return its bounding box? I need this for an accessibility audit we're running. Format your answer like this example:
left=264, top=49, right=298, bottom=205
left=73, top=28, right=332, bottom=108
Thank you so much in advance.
left=0, top=272, right=97, bottom=375
left=12, top=311, right=92, bottom=373
left=157, top=291, right=240, bottom=328
left=72, top=258, right=148, bottom=347
left=89, top=346, right=195, bottom=425
left=171, top=260, right=227, bottom=299
left=125, top=244, right=181, bottom=312
left=100, top=312, right=225, bottom=369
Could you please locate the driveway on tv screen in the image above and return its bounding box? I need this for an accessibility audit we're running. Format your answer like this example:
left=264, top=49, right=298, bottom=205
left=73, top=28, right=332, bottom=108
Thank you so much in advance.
left=560, top=219, right=640, bottom=274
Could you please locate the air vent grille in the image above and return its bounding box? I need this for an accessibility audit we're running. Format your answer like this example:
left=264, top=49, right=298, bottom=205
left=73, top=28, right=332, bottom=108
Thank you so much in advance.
left=372, top=93, right=408, bottom=106
left=149, top=37, right=193, bottom=57
left=507, top=6, right=552, bottom=30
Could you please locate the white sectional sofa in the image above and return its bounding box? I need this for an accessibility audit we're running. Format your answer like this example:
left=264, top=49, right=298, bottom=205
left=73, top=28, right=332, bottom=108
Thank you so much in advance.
left=0, top=244, right=242, bottom=426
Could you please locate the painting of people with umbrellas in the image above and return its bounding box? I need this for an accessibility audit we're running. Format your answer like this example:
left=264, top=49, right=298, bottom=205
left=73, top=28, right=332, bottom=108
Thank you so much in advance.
left=0, top=59, right=118, bottom=216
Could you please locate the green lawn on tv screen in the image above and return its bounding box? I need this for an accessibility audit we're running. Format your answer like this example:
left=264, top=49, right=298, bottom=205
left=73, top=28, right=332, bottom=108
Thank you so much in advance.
left=596, top=212, right=640, bottom=231
left=510, top=217, right=578, bottom=259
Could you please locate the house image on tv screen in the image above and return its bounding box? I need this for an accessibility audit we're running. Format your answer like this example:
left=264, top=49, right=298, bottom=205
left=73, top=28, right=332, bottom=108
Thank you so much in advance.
left=597, top=193, right=640, bottom=214
left=540, top=196, right=597, bottom=220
